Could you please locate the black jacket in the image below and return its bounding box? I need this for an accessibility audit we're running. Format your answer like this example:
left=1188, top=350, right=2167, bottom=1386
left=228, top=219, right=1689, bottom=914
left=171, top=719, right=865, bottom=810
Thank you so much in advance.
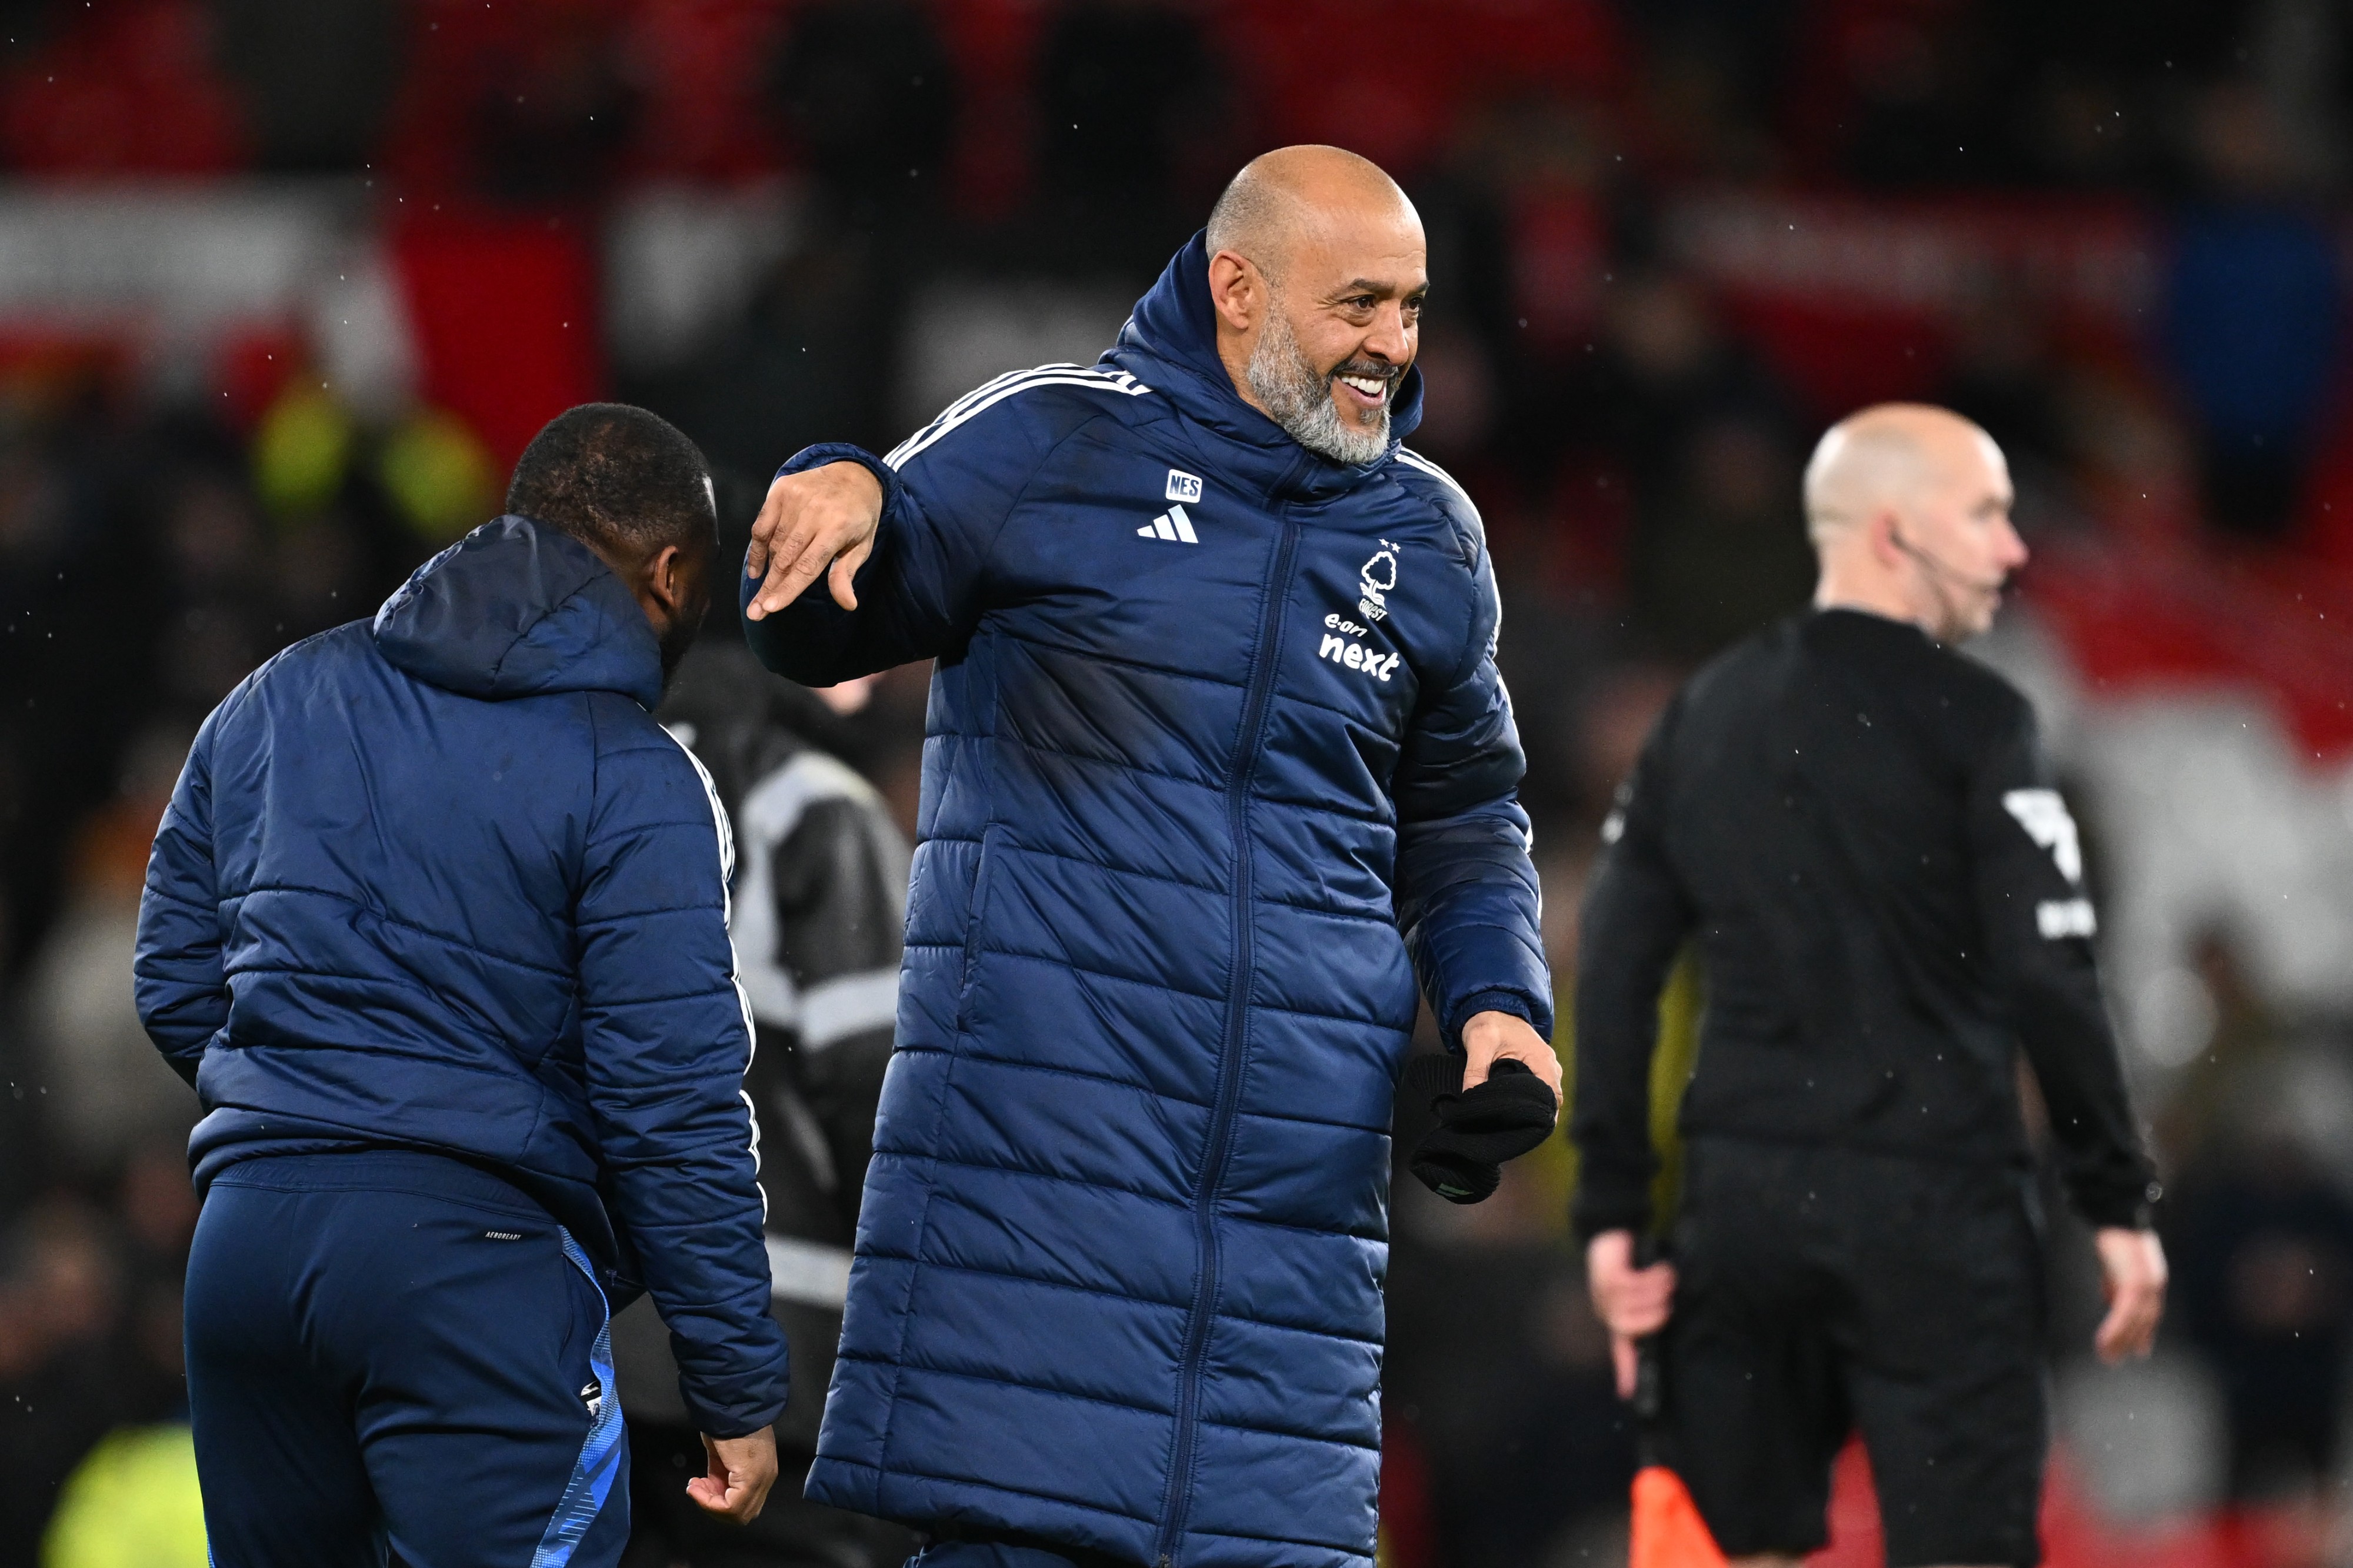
left=1571, top=609, right=2157, bottom=1241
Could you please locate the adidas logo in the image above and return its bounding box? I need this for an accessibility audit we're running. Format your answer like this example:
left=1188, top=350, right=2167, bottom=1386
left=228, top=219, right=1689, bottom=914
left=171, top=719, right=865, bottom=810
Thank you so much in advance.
left=1137, top=503, right=1199, bottom=544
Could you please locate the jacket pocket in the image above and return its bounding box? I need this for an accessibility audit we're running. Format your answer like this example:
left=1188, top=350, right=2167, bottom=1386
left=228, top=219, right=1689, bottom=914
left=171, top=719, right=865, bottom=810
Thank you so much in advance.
left=954, top=828, right=999, bottom=1029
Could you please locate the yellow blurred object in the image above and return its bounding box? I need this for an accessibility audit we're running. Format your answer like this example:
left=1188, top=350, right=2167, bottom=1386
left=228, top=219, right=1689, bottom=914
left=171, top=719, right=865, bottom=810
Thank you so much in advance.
left=252, top=383, right=355, bottom=519
left=41, top=1423, right=208, bottom=1568
left=1647, top=953, right=1702, bottom=1229
left=379, top=408, right=498, bottom=544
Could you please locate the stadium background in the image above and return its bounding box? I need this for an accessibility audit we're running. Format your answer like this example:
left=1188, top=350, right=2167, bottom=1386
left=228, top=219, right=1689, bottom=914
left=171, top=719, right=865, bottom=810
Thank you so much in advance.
left=4, top=0, right=2353, bottom=1562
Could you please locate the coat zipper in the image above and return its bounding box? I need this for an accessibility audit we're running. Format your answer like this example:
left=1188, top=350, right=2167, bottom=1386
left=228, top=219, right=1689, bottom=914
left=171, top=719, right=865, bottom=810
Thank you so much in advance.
left=1152, top=511, right=1301, bottom=1568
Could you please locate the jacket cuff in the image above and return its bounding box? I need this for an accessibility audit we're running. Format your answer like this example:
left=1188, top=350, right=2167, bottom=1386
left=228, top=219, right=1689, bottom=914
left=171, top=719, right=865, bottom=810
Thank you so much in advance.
left=1448, top=988, right=1544, bottom=1042
left=679, top=1381, right=789, bottom=1440
left=779, top=443, right=906, bottom=528
left=1570, top=1169, right=1654, bottom=1247
left=2071, top=1175, right=2162, bottom=1232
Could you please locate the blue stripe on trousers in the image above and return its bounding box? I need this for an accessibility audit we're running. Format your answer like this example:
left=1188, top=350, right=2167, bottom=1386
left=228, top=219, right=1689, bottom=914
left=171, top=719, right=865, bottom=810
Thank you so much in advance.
left=533, top=1229, right=626, bottom=1568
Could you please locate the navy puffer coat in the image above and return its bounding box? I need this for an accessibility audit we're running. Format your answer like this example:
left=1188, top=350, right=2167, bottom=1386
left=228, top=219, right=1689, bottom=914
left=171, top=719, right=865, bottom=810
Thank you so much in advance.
left=745, top=234, right=1551, bottom=1567
left=133, top=518, right=788, bottom=1437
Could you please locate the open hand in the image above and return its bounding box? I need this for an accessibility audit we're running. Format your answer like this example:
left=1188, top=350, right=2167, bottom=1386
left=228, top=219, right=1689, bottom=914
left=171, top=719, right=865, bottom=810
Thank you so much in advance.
left=686, top=1426, right=778, bottom=1524
left=1587, top=1229, right=1677, bottom=1399
left=744, top=461, right=885, bottom=620
left=2092, top=1226, right=2167, bottom=1364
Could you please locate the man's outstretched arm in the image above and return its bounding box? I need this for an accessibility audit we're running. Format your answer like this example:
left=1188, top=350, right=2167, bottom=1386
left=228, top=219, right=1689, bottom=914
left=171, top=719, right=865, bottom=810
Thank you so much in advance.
left=739, top=381, right=1085, bottom=685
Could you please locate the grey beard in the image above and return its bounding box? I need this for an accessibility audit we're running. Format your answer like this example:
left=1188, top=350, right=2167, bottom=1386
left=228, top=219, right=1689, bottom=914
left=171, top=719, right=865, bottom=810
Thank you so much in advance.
left=1245, top=308, right=1392, bottom=467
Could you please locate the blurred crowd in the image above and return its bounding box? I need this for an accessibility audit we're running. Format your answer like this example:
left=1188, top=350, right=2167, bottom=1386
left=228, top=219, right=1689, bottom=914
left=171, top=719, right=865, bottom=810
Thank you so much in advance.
left=9, top=0, right=2353, bottom=1562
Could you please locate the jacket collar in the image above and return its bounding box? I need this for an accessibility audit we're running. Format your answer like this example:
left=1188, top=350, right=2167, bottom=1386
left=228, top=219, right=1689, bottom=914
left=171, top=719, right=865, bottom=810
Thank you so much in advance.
left=1104, top=230, right=1424, bottom=506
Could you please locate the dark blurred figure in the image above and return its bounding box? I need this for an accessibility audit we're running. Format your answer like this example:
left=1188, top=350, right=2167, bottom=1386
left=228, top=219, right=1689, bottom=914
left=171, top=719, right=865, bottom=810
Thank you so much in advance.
left=1621, top=0, right=1797, bottom=180
left=1385, top=1160, right=1635, bottom=1568
left=1626, top=412, right=1813, bottom=660
left=1934, top=282, right=2069, bottom=489
left=2172, top=1071, right=2353, bottom=1499
left=2162, top=82, right=2344, bottom=542
left=1584, top=273, right=1789, bottom=509
left=1031, top=0, right=1233, bottom=270
left=468, top=11, right=637, bottom=202
left=212, top=0, right=403, bottom=172
left=0, top=1198, right=142, bottom=1562
left=616, top=637, right=916, bottom=1568
left=770, top=0, right=956, bottom=227
left=0, top=399, right=161, bottom=978
left=1981, top=0, right=2249, bottom=191
left=631, top=5, right=958, bottom=473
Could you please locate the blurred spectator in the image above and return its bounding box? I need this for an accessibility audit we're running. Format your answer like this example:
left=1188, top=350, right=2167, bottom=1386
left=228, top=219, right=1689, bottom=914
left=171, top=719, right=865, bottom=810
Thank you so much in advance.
left=2171, top=1047, right=2353, bottom=1499
left=212, top=0, right=402, bottom=172
left=24, top=729, right=194, bottom=1179
left=2162, top=81, right=2344, bottom=541
left=466, top=9, right=636, bottom=203
left=1031, top=0, right=1235, bottom=269
left=769, top=0, right=957, bottom=227
left=0, top=1202, right=130, bottom=1567
left=1387, top=1145, right=1634, bottom=1568
left=1625, top=412, right=1814, bottom=660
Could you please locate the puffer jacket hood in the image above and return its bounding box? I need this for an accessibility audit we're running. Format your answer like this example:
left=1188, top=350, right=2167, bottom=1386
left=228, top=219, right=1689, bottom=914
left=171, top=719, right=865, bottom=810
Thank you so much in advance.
left=1106, top=229, right=1425, bottom=501
left=374, top=514, right=663, bottom=710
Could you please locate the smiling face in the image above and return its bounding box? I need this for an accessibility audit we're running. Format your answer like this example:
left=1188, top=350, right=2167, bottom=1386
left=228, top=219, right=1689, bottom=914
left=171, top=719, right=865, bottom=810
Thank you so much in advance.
left=1206, top=149, right=1427, bottom=466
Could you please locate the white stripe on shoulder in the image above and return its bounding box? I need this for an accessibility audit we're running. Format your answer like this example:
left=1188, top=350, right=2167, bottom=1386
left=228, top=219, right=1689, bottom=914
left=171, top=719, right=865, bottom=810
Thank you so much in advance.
left=1391, top=446, right=1475, bottom=506
left=885, top=363, right=1152, bottom=469
left=661, top=725, right=767, bottom=1215
left=885, top=363, right=1074, bottom=464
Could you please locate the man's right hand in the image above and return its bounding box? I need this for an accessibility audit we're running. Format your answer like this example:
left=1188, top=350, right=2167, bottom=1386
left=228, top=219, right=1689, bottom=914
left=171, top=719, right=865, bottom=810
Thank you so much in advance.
left=744, top=461, right=885, bottom=620
left=1586, top=1228, right=1677, bottom=1399
left=686, top=1424, right=779, bottom=1523
left=2092, top=1225, right=2167, bottom=1364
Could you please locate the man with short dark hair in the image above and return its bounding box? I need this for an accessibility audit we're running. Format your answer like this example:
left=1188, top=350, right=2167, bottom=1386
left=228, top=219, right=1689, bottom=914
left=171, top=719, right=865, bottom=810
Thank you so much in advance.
left=136, top=403, right=789, bottom=1567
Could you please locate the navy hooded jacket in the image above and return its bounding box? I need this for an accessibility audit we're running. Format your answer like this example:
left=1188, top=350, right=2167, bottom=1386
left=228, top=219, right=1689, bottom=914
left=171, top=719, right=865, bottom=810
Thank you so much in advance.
left=742, top=234, right=1551, bottom=1568
left=133, top=517, right=789, bottom=1437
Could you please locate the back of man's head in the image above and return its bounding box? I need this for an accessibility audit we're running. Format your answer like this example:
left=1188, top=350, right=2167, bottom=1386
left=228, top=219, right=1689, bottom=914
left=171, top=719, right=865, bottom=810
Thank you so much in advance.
left=507, top=403, right=716, bottom=566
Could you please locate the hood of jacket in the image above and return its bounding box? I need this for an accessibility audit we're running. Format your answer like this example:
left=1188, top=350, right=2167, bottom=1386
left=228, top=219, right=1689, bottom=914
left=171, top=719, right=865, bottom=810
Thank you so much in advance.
left=372, top=514, right=664, bottom=710
left=1104, top=229, right=1425, bottom=504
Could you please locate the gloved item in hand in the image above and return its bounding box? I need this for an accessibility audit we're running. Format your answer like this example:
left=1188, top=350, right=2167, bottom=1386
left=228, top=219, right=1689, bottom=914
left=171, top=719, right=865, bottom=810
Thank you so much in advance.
left=1403, top=1054, right=1559, bottom=1205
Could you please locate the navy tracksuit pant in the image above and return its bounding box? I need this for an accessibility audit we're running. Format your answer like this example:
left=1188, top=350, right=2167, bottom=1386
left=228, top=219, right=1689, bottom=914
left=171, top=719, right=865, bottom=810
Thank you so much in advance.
left=185, top=1152, right=629, bottom=1567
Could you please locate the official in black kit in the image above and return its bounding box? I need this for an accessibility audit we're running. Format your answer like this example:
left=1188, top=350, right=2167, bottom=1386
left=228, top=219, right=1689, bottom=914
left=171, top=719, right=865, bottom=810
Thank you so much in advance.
left=1571, top=404, right=2168, bottom=1568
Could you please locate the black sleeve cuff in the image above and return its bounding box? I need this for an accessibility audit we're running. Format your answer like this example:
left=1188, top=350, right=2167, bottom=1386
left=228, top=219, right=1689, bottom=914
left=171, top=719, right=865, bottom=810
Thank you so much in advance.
left=2071, top=1175, right=2162, bottom=1232
left=1570, top=1168, right=1655, bottom=1247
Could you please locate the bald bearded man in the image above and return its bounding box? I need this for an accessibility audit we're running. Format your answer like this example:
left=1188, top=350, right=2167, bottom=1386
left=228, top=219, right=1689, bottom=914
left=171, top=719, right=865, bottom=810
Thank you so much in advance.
left=735, top=148, right=1556, bottom=1568
left=1572, top=405, right=2165, bottom=1568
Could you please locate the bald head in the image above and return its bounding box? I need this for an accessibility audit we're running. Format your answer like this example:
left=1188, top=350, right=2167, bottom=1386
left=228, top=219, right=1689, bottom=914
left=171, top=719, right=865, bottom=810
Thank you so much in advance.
left=1804, top=403, right=2025, bottom=643
left=1804, top=403, right=2003, bottom=545
left=1207, top=145, right=1419, bottom=282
